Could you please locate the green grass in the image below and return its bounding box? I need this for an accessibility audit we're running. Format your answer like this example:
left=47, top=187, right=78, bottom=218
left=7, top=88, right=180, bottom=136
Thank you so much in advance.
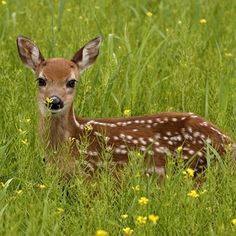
left=0, top=0, right=236, bottom=235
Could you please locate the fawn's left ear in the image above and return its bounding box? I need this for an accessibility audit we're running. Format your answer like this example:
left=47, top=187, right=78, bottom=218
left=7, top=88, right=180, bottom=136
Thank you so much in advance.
left=16, top=36, right=45, bottom=73
left=71, top=36, right=102, bottom=74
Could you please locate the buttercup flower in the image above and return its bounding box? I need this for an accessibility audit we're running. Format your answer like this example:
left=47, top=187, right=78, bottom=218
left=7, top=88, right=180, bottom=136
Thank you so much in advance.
left=18, top=128, right=26, bottom=135
left=121, top=214, right=128, bottom=219
left=123, top=109, right=131, bottom=117
left=225, top=52, right=233, bottom=57
left=68, top=137, right=76, bottom=142
left=84, top=124, right=93, bottom=131
left=138, top=197, right=149, bottom=205
left=177, top=146, right=183, bottom=153
left=183, top=168, right=194, bottom=177
left=95, top=230, right=109, bottom=236
left=200, top=18, right=207, bottom=24
left=21, top=139, right=29, bottom=146
left=46, top=97, right=53, bottom=104
left=231, top=219, right=236, bottom=225
left=146, top=11, right=153, bottom=17
left=45, top=97, right=53, bottom=107
left=37, top=184, right=46, bottom=189
left=200, top=189, right=207, bottom=195
left=123, top=227, right=134, bottom=235
left=148, top=214, right=159, bottom=224
left=136, top=216, right=147, bottom=225
left=16, top=190, right=23, bottom=194
left=2, top=1, right=7, bottom=5
left=132, top=185, right=140, bottom=191
left=56, top=208, right=64, bottom=214
left=187, top=190, right=199, bottom=198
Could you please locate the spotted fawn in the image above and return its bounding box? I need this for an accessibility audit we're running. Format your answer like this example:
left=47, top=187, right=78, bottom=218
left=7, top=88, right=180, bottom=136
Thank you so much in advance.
left=17, top=35, right=236, bottom=180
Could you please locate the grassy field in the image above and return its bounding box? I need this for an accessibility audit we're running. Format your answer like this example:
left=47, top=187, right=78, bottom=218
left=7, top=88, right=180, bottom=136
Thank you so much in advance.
left=1, top=0, right=236, bottom=235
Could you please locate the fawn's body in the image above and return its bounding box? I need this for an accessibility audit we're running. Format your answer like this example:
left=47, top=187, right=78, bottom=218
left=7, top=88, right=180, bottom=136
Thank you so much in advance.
left=17, top=36, right=235, bottom=180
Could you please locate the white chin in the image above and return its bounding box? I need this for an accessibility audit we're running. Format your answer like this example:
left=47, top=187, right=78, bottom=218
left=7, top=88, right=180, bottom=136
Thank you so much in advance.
left=50, top=109, right=63, bottom=114
left=39, top=103, right=66, bottom=116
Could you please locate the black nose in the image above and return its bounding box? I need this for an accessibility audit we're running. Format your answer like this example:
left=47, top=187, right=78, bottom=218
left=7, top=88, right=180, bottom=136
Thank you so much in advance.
left=46, top=96, right=64, bottom=110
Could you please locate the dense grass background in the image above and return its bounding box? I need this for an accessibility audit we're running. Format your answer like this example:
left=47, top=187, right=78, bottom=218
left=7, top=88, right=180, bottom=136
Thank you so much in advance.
left=0, top=0, right=236, bottom=235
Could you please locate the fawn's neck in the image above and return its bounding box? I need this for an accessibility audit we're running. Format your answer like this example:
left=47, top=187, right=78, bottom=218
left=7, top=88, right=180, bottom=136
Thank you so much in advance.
left=39, top=105, right=80, bottom=150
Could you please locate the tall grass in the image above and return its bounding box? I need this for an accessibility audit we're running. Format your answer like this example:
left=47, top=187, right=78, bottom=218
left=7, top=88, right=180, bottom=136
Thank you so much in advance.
left=0, top=0, right=236, bottom=235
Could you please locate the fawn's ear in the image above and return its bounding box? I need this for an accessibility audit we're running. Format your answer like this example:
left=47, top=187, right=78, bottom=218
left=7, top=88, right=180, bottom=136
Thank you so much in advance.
left=71, top=36, right=102, bottom=74
left=16, top=36, right=45, bottom=73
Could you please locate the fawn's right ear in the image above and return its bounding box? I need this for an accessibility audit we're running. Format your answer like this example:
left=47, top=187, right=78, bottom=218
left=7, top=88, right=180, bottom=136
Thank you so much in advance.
left=17, top=36, right=45, bottom=73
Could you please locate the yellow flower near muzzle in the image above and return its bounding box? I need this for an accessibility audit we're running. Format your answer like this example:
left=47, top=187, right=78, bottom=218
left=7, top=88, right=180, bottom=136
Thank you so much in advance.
left=45, top=97, right=53, bottom=107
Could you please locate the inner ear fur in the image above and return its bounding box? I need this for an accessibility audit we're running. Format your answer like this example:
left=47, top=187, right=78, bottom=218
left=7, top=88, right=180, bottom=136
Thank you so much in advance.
left=17, top=36, right=45, bottom=73
left=71, top=36, right=102, bottom=73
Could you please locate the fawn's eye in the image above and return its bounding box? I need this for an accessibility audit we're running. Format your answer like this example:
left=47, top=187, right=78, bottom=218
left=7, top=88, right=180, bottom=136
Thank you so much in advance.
left=66, top=79, right=77, bottom=88
left=37, top=78, right=46, bottom=87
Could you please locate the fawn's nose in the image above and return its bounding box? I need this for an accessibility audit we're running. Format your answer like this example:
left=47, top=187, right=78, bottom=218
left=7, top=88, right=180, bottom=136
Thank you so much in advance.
left=46, top=96, right=64, bottom=110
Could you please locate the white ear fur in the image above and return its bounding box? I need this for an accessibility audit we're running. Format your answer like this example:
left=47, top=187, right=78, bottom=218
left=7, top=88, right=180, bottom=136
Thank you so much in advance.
left=17, top=36, right=44, bottom=73
left=71, top=36, right=102, bottom=74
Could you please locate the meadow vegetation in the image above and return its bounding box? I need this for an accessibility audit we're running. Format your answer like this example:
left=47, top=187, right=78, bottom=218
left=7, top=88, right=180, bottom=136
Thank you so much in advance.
left=0, top=0, right=236, bottom=235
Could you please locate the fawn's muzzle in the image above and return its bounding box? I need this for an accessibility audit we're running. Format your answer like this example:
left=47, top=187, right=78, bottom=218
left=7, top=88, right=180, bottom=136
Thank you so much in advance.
left=46, top=96, right=64, bottom=111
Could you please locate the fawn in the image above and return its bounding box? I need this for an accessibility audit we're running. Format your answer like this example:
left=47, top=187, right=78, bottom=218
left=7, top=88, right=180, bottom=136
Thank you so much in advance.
left=17, top=35, right=235, bottom=180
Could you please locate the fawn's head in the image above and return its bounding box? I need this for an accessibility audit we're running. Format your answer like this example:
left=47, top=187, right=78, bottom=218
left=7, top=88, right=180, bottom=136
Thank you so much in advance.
left=17, top=36, right=102, bottom=116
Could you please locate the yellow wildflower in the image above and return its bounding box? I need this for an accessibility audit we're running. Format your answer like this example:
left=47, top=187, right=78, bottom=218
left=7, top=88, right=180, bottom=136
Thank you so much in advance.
left=21, top=139, right=29, bottom=146
left=137, top=152, right=143, bottom=158
left=123, top=227, right=134, bottom=235
left=225, top=52, right=233, bottom=57
left=56, top=207, right=64, bottom=214
left=183, top=168, right=194, bottom=177
left=18, top=128, right=26, bottom=135
left=177, top=146, right=183, bottom=153
left=132, top=185, right=140, bottom=191
left=45, top=97, right=53, bottom=105
left=25, top=118, right=31, bottom=122
left=37, top=184, right=46, bottom=189
left=84, top=124, right=93, bottom=131
left=200, top=18, right=207, bottom=24
left=16, top=189, right=23, bottom=194
left=2, top=1, right=6, bottom=5
left=138, top=196, right=149, bottom=205
left=200, top=189, right=207, bottom=195
left=121, top=214, right=128, bottom=219
left=136, top=216, right=147, bottom=225
left=187, top=190, right=199, bottom=198
left=231, top=219, right=236, bottom=225
left=123, top=109, right=131, bottom=117
left=68, top=137, right=76, bottom=142
left=146, top=11, right=153, bottom=17
left=95, top=229, right=109, bottom=236
left=148, top=214, right=159, bottom=224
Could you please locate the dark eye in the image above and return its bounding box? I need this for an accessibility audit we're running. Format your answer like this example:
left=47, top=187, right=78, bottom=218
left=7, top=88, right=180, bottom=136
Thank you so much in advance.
left=37, top=78, right=46, bottom=87
left=66, top=79, right=77, bottom=88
